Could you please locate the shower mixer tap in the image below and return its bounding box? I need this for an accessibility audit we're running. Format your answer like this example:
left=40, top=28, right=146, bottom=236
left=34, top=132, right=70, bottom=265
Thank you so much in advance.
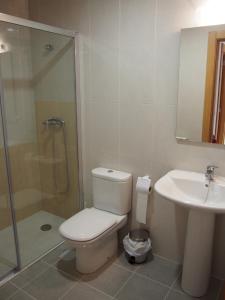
left=42, top=116, right=69, bottom=194
left=42, top=117, right=65, bottom=128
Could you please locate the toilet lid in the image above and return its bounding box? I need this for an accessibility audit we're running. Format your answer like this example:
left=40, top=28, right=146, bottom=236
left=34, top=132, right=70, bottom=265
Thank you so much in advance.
left=59, top=208, right=120, bottom=242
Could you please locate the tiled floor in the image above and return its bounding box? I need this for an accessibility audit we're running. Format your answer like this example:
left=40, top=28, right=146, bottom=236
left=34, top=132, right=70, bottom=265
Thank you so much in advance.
left=0, top=210, right=64, bottom=272
left=0, top=243, right=223, bottom=300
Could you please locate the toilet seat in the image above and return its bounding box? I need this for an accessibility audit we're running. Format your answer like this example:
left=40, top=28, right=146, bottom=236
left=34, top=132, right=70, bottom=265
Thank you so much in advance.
left=59, top=207, right=126, bottom=243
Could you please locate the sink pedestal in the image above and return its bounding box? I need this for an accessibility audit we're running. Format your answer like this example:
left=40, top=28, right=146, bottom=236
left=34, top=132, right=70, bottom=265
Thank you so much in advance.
left=181, top=209, right=215, bottom=297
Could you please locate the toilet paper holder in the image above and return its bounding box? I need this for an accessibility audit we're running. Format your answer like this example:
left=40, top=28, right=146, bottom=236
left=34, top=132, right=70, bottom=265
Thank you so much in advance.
left=136, top=175, right=152, bottom=194
left=136, top=175, right=152, bottom=224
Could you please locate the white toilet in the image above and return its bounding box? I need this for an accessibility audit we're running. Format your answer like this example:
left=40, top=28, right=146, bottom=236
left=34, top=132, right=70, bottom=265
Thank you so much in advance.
left=59, top=167, right=132, bottom=274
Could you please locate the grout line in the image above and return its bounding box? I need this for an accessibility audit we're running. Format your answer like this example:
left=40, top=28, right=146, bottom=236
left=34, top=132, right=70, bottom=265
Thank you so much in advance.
left=114, top=257, right=176, bottom=290
left=118, top=0, right=121, bottom=168
left=112, top=271, right=135, bottom=299
left=113, top=262, right=135, bottom=273
left=134, top=264, right=142, bottom=273
left=82, top=282, right=114, bottom=299
left=153, top=253, right=181, bottom=266
left=3, top=241, right=65, bottom=288
left=59, top=281, right=79, bottom=300
left=134, top=270, right=172, bottom=289
left=18, top=259, right=79, bottom=300
left=8, top=282, right=37, bottom=300
left=10, top=262, right=51, bottom=290
left=163, top=270, right=182, bottom=300
left=4, top=285, right=20, bottom=300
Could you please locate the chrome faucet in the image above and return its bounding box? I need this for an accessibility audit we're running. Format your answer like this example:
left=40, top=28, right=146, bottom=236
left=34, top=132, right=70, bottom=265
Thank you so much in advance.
left=205, top=165, right=218, bottom=181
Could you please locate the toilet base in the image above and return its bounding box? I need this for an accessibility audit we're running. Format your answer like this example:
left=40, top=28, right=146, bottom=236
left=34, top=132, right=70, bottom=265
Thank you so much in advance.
left=76, top=232, right=118, bottom=273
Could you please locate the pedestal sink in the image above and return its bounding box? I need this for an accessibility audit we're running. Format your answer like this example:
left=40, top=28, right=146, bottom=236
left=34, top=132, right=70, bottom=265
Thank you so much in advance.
left=155, top=170, right=225, bottom=297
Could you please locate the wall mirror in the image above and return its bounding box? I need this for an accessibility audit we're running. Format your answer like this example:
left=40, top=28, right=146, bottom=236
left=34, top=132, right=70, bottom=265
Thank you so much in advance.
left=176, top=23, right=225, bottom=145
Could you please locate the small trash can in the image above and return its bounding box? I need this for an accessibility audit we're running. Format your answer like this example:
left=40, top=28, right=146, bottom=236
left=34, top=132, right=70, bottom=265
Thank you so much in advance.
left=123, top=229, right=151, bottom=264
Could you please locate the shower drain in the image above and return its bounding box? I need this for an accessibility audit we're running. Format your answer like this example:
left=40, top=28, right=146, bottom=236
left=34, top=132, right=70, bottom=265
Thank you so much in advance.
left=40, top=224, right=52, bottom=231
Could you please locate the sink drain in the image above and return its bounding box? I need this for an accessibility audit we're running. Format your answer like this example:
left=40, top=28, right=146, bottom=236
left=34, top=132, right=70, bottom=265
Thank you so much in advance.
left=40, top=224, right=52, bottom=231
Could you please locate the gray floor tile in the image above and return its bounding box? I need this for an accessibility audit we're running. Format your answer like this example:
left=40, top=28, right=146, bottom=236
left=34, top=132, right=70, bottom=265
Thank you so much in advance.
left=0, top=211, right=64, bottom=268
left=136, top=255, right=180, bottom=286
left=81, top=263, right=131, bottom=297
left=172, top=276, right=222, bottom=300
left=9, top=289, right=35, bottom=300
left=167, top=290, right=196, bottom=300
left=116, top=273, right=169, bottom=300
left=55, top=248, right=79, bottom=278
left=0, top=282, right=18, bottom=300
left=41, top=243, right=70, bottom=265
left=11, top=261, right=49, bottom=288
left=62, top=282, right=112, bottom=300
left=23, top=267, right=78, bottom=300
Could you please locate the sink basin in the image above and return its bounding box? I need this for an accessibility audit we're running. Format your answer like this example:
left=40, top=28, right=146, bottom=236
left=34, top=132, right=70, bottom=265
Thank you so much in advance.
left=155, top=169, right=225, bottom=213
left=155, top=169, right=225, bottom=298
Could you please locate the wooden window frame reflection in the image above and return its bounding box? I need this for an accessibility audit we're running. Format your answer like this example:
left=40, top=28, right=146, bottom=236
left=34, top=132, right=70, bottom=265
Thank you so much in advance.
left=202, top=31, right=225, bottom=143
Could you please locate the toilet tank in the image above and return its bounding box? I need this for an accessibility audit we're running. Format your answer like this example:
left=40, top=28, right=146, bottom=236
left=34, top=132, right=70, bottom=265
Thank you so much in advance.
left=92, top=167, right=132, bottom=215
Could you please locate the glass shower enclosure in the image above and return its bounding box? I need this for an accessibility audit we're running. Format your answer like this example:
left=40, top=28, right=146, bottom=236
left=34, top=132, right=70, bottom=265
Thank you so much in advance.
left=0, top=13, right=80, bottom=279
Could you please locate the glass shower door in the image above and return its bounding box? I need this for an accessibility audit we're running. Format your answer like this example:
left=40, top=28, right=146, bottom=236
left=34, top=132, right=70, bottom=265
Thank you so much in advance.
left=0, top=19, right=79, bottom=268
left=0, top=96, right=19, bottom=278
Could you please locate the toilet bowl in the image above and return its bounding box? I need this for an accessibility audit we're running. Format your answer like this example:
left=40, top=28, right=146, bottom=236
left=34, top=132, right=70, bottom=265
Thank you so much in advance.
left=59, top=167, right=132, bottom=274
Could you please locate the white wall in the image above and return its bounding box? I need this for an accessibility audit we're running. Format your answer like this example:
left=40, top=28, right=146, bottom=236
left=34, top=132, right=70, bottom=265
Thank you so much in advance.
left=29, top=0, right=225, bottom=278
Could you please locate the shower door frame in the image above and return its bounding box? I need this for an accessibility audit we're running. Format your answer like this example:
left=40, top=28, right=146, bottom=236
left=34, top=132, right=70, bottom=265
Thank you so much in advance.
left=0, top=12, right=83, bottom=275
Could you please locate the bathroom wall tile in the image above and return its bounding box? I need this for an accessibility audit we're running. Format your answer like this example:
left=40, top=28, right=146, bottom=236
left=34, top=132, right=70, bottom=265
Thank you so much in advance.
left=119, top=102, right=154, bottom=174
left=119, top=0, right=156, bottom=104
left=116, top=273, right=169, bottom=300
left=89, top=0, right=119, bottom=47
left=83, top=99, right=120, bottom=205
left=155, top=0, right=196, bottom=107
left=89, top=0, right=119, bottom=102
left=86, top=100, right=120, bottom=162
left=119, top=49, right=154, bottom=105
left=79, top=38, right=92, bottom=102
left=90, top=45, right=119, bottom=102
left=119, top=0, right=155, bottom=48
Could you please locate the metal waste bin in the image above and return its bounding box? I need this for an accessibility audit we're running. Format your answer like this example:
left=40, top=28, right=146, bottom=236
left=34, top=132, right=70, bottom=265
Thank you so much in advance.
left=123, top=229, right=151, bottom=264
